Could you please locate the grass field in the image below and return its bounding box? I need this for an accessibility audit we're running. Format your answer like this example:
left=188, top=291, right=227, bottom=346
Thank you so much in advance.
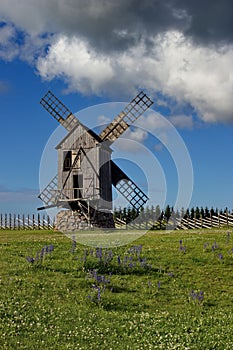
left=1, top=228, right=233, bottom=349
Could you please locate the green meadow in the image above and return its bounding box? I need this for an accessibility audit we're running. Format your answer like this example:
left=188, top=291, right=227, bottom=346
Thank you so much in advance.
left=1, top=228, right=233, bottom=349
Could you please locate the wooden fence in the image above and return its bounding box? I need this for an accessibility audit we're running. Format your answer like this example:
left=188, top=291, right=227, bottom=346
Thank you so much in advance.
left=0, top=212, right=233, bottom=231
left=115, top=212, right=233, bottom=230
left=0, top=213, right=54, bottom=230
left=175, top=212, right=233, bottom=230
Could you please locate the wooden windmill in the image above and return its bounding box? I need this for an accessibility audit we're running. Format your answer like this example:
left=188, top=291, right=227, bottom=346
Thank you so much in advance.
left=38, top=91, right=153, bottom=229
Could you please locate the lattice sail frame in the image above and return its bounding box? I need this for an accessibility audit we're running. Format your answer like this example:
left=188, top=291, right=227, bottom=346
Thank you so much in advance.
left=110, top=161, right=148, bottom=210
left=38, top=175, right=58, bottom=206
left=38, top=90, right=152, bottom=211
left=99, top=91, right=153, bottom=142
left=40, top=91, right=78, bottom=132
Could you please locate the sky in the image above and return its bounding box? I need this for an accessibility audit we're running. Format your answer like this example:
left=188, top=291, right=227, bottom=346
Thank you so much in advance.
left=0, top=0, right=232, bottom=215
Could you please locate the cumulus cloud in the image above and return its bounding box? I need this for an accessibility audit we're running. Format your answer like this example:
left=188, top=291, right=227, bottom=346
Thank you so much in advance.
left=0, top=22, right=19, bottom=60
left=1, top=0, right=232, bottom=48
left=0, top=0, right=233, bottom=123
left=169, top=115, right=194, bottom=129
left=97, top=115, right=111, bottom=125
left=37, top=35, right=114, bottom=94
left=36, top=31, right=233, bottom=123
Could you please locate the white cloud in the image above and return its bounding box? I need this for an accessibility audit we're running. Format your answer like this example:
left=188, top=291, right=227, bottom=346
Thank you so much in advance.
left=37, top=35, right=114, bottom=94
left=35, top=31, right=233, bottom=123
left=113, top=127, right=148, bottom=152
left=169, top=115, right=193, bottom=129
left=97, top=115, right=111, bottom=125
left=125, top=128, right=148, bottom=143
left=0, top=23, right=19, bottom=60
left=0, top=1, right=233, bottom=124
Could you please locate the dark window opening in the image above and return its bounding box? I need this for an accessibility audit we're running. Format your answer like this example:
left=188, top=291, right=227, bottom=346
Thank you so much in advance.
left=73, top=174, right=83, bottom=199
left=63, top=151, right=72, bottom=171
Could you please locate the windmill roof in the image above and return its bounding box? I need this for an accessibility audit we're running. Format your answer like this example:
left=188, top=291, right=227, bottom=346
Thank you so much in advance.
left=56, top=121, right=112, bottom=152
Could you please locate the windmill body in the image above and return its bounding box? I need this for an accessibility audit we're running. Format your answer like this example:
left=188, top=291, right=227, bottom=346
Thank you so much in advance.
left=56, top=122, right=113, bottom=211
left=38, top=91, right=153, bottom=230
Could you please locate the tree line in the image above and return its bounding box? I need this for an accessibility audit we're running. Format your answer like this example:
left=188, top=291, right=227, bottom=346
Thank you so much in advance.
left=113, top=205, right=232, bottom=224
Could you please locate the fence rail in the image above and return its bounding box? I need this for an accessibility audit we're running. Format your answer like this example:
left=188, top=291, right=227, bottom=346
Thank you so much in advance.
left=115, top=212, right=233, bottom=230
left=0, top=213, right=55, bottom=230
left=0, top=212, right=232, bottom=231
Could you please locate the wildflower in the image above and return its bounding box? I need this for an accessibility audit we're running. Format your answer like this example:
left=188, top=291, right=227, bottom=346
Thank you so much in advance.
left=198, top=291, right=204, bottom=302
left=190, top=290, right=204, bottom=303
left=117, top=255, right=121, bottom=265
left=95, top=248, right=103, bottom=260
left=167, top=272, right=174, bottom=278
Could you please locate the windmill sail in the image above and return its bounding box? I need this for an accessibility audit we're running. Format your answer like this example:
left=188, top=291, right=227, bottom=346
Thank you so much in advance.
left=38, top=90, right=151, bottom=212
left=99, top=91, right=153, bottom=142
left=40, top=90, right=79, bottom=132
left=38, top=175, right=59, bottom=207
left=111, top=161, right=148, bottom=210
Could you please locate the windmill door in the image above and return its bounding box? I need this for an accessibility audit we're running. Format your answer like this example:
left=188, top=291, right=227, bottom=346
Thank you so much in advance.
left=73, top=174, right=83, bottom=199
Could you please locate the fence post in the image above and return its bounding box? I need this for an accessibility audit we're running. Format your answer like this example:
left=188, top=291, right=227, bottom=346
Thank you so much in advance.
left=42, top=215, right=45, bottom=229
left=32, top=214, right=35, bottom=230
left=13, top=214, right=16, bottom=230
left=38, top=214, right=40, bottom=230
left=5, top=214, right=7, bottom=230
left=17, top=214, right=20, bottom=230
left=22, top=214, right=25, bottom=230
left=0, top=214, right=2, bottom=229
left=9, top=214, right=12, bottom=230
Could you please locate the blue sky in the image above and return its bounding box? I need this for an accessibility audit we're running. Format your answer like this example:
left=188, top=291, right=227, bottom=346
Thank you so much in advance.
left=0, top=1, right=233, bottom=214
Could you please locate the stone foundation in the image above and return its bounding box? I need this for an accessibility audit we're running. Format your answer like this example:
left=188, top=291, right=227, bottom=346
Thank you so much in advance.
left=56, top=209, right=115, bottom=232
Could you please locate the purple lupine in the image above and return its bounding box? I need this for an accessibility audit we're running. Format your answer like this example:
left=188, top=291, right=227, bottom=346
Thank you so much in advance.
left=190, top=290, right=204, bottom=302
left=117, top=255, right=121, bottom=265
left=95, top=248, right=103, bottom=260
left=158, top=281, right=161, bottom=289
left=167, top=272, right=174, bottom=277
left=48, top=244, right=54, bottom=252
left=198, top=291, right=204, bottom=302
left=140, top=258, right=147, bottom=268
left=83, top=249, right=88, bottom=263
left=26, top=256, right=35, bottom=263
left=123, top=256, right=128, bottom=266
left=40, top=247, right=45, bottom=259
left=179, top=245, right=186, bottom=252
left=179, top=239, right=186, bottom=252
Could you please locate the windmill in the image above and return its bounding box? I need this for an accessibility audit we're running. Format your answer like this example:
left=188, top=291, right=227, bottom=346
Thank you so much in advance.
left=38, top=90, right=153, bottom=230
